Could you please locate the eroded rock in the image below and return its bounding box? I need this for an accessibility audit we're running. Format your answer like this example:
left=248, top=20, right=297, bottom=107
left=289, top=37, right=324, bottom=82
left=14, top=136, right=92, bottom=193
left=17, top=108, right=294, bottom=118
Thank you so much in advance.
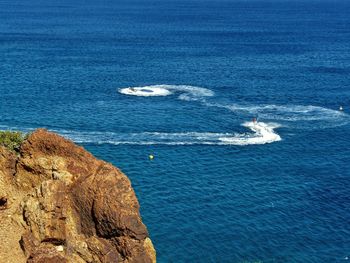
left=0, top=129, right=156, bottom=263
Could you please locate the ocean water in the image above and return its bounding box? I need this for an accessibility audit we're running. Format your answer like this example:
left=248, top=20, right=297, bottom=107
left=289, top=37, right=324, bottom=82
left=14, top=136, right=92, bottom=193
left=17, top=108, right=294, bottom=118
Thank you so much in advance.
left=1, top=0, right=350, bottom=262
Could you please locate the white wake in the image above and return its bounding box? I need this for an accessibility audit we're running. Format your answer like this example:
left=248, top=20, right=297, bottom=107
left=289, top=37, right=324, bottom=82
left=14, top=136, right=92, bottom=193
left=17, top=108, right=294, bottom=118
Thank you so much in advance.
left=117, top=84, right=350, bottom=144
left=219, top=121, right=281, bottom=145
left=2, top=84, right=347, bottom=147
left=48, top=121, right=280, bottom=146
left=119, top=84, right=214, bottom=101
left=119, top=86, right=172, bottom=97
left=0, top=122, right=281, bottom=146
left=119, top=84, right=348, bottom=127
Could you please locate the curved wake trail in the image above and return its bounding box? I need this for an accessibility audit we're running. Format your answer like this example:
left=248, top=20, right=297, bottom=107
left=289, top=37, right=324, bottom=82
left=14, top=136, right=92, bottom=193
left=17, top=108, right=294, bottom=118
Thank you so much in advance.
left=119, top=85, right=214, bottom=101
left=0, top=122, right=281, bottom=146
left=118, top=84, right=282, bottom=145
left=220, top=122, right=281, bottom=145
left=54, top=121, right=281, bottom=146
left=117, top=84, right=350, bottom=145
left=210, top=103, right=350, bottom=129
left=2, top=85, right=346, bottom=147
left=119, top=84, right=350, bottom=130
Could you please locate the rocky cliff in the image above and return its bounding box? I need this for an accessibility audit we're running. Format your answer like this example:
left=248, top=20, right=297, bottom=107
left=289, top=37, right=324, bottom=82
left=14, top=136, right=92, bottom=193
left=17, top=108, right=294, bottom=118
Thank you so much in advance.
left=0, top=129, right=156, bottom=263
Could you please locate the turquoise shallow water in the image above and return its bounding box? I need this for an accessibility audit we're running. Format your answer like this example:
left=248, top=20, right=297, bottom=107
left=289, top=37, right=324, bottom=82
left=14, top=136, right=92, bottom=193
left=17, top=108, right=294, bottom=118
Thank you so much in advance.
left=1, top=0, right=350, bottom=262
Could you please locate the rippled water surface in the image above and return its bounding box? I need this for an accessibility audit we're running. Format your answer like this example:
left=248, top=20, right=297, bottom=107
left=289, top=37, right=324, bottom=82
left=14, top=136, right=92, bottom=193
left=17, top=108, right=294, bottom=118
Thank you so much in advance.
left=1, top=0, right=350, bottom=262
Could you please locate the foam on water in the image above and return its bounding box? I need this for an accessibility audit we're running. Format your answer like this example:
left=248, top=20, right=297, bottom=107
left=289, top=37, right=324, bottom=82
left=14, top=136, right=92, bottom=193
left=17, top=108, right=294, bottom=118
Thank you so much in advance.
left=119, top=84, right=350, bottom=130
left=219, top=121, right=282, bottom=145
left=57, top=121, right=280, bottom=145
left=119, top=85, right=214, bottom=101
left=220, top=103, right=350, bottom=129
left=224, top=104, right=346, bottom=121
left=119, top=86, right=172, bottom=97
left=0, top=122, right=281, bottom=146
left=2, top=85, right=347, bottom=147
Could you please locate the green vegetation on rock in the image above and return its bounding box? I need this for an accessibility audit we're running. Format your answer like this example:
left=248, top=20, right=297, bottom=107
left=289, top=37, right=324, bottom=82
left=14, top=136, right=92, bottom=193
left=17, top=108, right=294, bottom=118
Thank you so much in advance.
left=0, top=131, right=27, bottom=152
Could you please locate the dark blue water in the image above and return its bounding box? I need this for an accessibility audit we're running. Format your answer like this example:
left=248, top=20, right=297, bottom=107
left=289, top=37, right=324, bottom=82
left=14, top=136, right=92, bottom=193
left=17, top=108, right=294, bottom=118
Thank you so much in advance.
left=1, top=0, right=350, bottom=262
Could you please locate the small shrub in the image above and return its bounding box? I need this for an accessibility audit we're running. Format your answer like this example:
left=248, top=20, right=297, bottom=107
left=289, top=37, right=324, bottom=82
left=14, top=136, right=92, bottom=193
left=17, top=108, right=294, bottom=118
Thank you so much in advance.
left=0, top=130, right=27, bottom=152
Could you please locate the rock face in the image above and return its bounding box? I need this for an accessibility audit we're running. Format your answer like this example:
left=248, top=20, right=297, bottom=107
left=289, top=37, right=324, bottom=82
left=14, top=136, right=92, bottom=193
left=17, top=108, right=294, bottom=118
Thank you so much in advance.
left=0, top=129, right=156, bottom=263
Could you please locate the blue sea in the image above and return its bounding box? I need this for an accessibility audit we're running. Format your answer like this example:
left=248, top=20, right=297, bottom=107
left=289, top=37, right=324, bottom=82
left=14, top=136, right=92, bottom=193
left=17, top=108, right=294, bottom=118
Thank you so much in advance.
left=1, top=0, right=350, bottom=262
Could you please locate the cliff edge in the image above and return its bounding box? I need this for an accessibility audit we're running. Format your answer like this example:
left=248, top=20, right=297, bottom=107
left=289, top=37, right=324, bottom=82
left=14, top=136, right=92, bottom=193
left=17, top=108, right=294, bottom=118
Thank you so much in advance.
left=0, top=129, right=156, bottom=263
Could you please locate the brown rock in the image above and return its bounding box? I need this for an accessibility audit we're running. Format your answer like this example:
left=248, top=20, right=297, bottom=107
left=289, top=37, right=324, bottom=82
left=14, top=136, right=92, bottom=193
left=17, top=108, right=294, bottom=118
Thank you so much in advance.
left=0, top=129, right=156, bottom=263
left=27, top=244, right=68, bottom=263
left=20, top=232, right=40, bottom=257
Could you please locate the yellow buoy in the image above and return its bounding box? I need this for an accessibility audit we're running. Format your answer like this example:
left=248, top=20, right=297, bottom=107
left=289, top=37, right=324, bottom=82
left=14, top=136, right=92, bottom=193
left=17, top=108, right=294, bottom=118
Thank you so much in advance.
left=149, top=154, right=154, bottom=160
